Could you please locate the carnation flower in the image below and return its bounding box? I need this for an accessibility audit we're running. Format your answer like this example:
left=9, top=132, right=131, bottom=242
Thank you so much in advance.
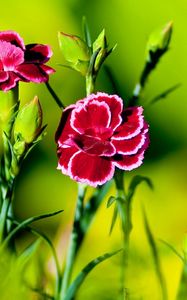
left=0, top=30, right=55, bottom=91
left=56, top=92, right=149, bottom=187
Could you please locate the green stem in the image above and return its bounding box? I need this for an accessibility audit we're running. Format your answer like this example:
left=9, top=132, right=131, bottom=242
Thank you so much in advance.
left=0, top=177, right=15, bottom=243
left=45, top=82, right=65, bottom=109
left=59, top=184, right=87, bottom=299
left=114, top=171, right=132, bottom=299
left=85, top=74, right=95, bottom=96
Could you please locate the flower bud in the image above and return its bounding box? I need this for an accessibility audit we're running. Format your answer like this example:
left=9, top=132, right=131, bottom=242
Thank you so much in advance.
left=58, top=32, right=90, bottom=75
left=93, top=29, right=108, bottom=72
left=146, top=21, right=173, bottom=63
left=14, top=96, right=42, bottom=145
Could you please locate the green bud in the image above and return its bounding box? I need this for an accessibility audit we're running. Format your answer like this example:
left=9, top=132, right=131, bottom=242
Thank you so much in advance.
left=14, top=96, right=42, bottom=145
left=0, top=87, right=18, bottom=134
left=58, top=32, right=90, bottom=75
left=146, top=21, right=173, bottom=62
left=93, top=29, right=108, bottom=72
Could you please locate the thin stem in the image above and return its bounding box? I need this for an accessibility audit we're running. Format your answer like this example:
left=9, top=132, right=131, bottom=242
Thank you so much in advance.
left=114, top=171, right=132, bottom=299
left=85, top=74, right=95, bottom=96
left=45, top=82, right=65, bottom=109
left=59, top=184, right=87, bottom=299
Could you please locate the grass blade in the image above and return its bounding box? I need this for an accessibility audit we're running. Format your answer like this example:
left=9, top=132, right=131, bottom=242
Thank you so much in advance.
left=143, top=209, right=168, bottom=300
left=64, top=249, right=122, bottom=300
left=2, top=210, right=63, bottom=248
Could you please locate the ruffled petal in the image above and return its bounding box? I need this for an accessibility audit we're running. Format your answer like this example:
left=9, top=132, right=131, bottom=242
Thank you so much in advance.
left=75, top=134, right=116, bottom=156
left=79, top=92, right=123, bottom=130
left=71, top=100, right=111, bottom=134
left=0, top=30, right=25, bottom=49
left=40, top=64, right=55, bottom=74
left=112, top=106, right=144, bottom=140
left=0, top=71, right=8, bottom=82
left=0, top=72, right=20, bottom=91
left=112, top=125, right=148, bottom=155
left=113, top=133, right=150, bottom=171
left=55, top=106, right=76, bottom=146
left=57, top=146, right=79, bottom=175
left=69, top=151, right=115, bottom=187
left=25, top=44, right=53, bottom=63
left=0, top=41, right=24, bottom=71
left=15, top=63, right=49, bottom=82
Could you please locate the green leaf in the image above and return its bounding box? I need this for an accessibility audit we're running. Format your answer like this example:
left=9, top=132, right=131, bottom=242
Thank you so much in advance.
left=127, top=175, right=153, bottom=203
left=2, top=209, right=63, bottom=249
left=82, top=16, right=92, bottom=48
left=109, top=204, right=118, bottom=235
left=18, top=239, right=41, bottom=267
left=143, top=209, right=168, bottom=300
left=58, top=32, right=90, bottom=63
left=8, top=216, right=61, bottom=289
left=107, top=196, right=116, bottom=208
left=64, top=249, right=122, bottom=300
left=159, top=239, right=184, bottom=262
left=150, top=83, right=181, bottom=105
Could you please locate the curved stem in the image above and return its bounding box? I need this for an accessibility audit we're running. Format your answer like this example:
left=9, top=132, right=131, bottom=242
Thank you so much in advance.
left=45, top=82, right=65, bottom=109
left=59, top=184, right=87, bottom=299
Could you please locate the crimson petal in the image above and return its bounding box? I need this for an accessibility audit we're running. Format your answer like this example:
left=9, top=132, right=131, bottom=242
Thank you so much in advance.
left=112, top=106, right=144, bottom=140
left=0, top=30, right=25, bottom=49
left=0, top=72, right=20, bottom=91
left=79, top=92, right=123, bottom=130
left=56, top=106, right=76, bottom=146
left=0, top=41, right=24, bottom=71
left=71, top=100, right=111, bottom=134
left=15, top=63, right=49, bottom=82
left=113, top=133, right=150, bottom=171
left=69, top=151, right=115, bottom=187
left=57, top=146, right=79, bottom=175
left=112, top=126, right=148, bottom=155
left=0, top=71, right=8, bottom=82
left=25, top=44, right=53, bottom=63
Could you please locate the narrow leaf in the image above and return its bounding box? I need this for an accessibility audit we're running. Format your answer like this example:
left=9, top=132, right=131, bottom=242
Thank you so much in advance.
left=82, top=16, right=92, bottom=48
left=143, top=209, right=168, bottom=300
left=109, top=204, right=118, bottom=235
left=150, top=83, right=181, bottom=105
left=18, top=239, right=41, bottom=267
left=64, top=249, right=122, bottom=300
left=2, top=210, right=63, bottom=248
left=159, top=239, right=184, bottom=262
left=107, top=196, right=116, bottom=208
left=128, top=175, right=153, bottom=203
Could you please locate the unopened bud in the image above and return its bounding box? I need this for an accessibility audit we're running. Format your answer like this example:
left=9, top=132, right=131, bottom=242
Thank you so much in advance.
left=93, top=29, right=108, bottom=72
left=14, top=96, right=42, bottom=144
left=146, top=21, right=173, bottom=62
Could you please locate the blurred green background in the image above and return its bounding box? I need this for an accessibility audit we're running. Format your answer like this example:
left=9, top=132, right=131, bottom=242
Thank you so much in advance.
left=1, top=0, right=187, bottom=299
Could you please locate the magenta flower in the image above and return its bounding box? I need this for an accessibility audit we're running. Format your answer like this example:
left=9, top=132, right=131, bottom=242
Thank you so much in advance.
left=56, top=93, right=149, bottom=187
left=0, top=30, right=55, bottom=91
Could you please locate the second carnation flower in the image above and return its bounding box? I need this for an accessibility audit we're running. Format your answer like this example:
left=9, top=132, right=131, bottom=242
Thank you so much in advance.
left=56, top=92, right=149, bottom=187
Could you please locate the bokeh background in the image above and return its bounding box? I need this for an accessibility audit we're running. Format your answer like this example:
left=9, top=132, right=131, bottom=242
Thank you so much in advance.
left=1, top=0, right=187, bottom=299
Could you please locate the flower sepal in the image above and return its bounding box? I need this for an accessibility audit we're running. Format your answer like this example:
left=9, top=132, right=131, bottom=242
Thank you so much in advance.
left=92, top=29, right=116, bottom=74
left=58, top=32, right=90, bottom=75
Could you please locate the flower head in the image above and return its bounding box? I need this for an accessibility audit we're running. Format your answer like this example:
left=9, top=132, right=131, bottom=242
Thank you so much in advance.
left=56, top=93, right=149, bottom=187
left=0, top=30, right=55, bottom=91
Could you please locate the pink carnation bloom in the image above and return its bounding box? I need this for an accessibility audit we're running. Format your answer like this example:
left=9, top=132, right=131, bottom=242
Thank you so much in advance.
left=0, top=30, right=55, bottom=91
left=56, top=92, right=149, bottom=187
